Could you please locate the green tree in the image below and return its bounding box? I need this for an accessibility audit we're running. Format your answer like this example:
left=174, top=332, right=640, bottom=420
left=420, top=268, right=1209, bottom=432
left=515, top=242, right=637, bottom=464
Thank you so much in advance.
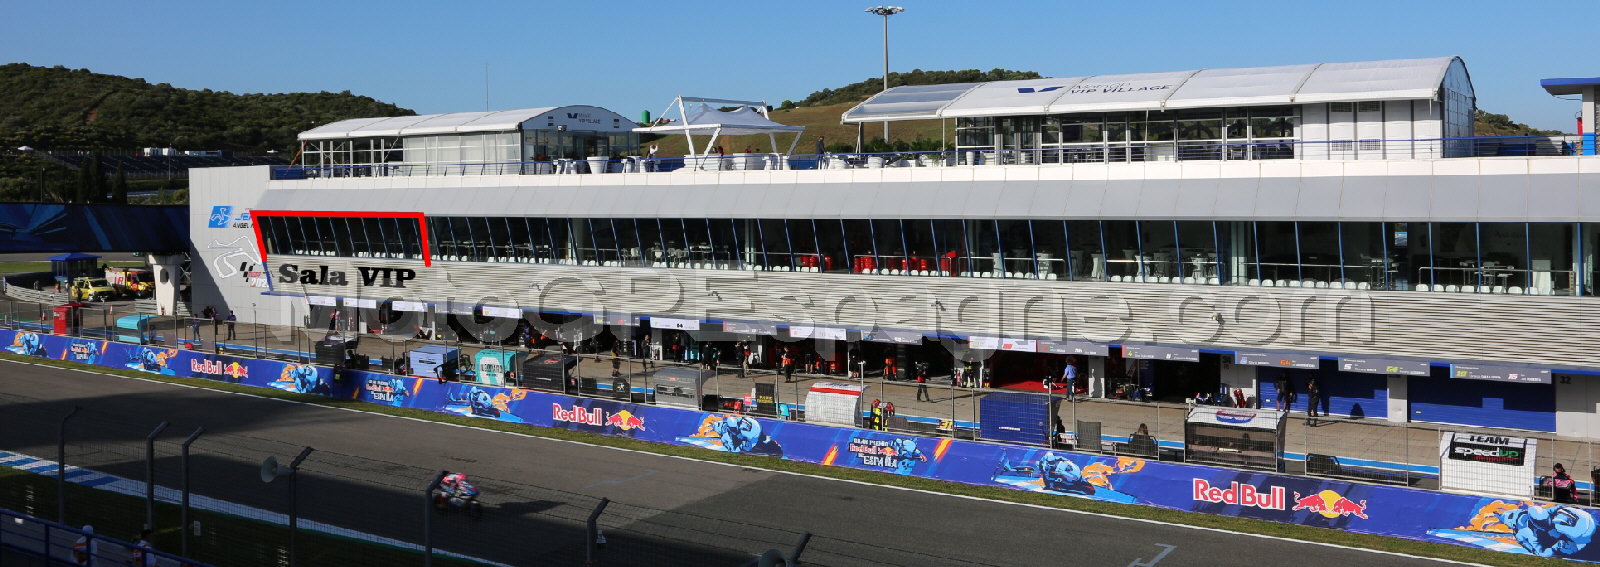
left=86, top=153, right=105, bottom=203
left=75, top=157, right=90, bottom=203
left=112, top=165, right=128, bottom=204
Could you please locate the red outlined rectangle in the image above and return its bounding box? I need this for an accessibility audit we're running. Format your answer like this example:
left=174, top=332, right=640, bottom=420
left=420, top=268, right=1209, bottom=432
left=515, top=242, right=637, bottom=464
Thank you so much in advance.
left=249, top=210, right=431, bottom=267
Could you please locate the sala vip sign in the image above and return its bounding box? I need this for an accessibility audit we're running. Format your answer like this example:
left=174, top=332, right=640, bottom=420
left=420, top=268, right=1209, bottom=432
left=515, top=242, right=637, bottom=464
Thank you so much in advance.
left=278, top=264, right=416, bottom=288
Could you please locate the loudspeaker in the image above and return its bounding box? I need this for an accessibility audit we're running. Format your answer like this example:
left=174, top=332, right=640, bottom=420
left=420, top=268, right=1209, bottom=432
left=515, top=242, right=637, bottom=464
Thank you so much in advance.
left=259, top=456, right=291, bottom=483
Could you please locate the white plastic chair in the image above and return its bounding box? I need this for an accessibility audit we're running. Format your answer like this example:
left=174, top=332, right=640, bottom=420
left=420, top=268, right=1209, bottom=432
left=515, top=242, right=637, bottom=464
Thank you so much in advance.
left=1275, top=279, right=1290, bottom=287
left=1508, top=286, right=1523, bottom=294
left=1445, top=285, right=1459, bottom=293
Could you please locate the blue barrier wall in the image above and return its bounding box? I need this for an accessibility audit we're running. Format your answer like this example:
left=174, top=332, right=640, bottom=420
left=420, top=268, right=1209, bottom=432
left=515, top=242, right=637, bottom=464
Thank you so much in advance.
left=0, top=204, right=187, bottom=252
left=7, top=328, right=1595, bottom=562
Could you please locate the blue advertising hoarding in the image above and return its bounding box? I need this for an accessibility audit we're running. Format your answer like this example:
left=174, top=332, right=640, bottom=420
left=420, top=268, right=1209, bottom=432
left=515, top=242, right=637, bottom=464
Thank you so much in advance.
left=2, top=327, right=1594, bottom=562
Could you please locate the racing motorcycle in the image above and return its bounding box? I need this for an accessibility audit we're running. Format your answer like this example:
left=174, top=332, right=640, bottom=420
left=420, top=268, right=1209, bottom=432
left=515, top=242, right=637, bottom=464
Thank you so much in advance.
left=434, top=481, right=484, bottom=519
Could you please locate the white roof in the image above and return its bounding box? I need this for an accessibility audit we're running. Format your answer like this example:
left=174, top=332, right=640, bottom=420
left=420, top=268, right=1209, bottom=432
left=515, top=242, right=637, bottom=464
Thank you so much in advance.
left=1162, top=63, right=1319, bottom=109
left=1293, top=57, right=1459, bottom=103
left=299, top=107, right=559, bottom=140
left=846, top=82, right=984, bottom=122
left=633, top=104, right=803, bottom=136
left=841, top=57, right=1464, bottom=123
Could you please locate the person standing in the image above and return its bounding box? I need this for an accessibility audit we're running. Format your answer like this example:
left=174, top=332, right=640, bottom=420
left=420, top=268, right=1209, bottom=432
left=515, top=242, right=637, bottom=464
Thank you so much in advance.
left=225, top=310, right=237, bottom=340
left=737, top=341, right=749, bottom=378
left=642, top=333, right=657, bottom=369
left=130, top=528, right=155, bottom=567
left=1305, top=377, right=1322, bottom=420
left=1062, top=359, right=1079, bottom=396
left=72, top=525, right=97, bottom=566
left=1274, top=372, right=1291, bottom=411
left=915, top=365, right=931, bottom=401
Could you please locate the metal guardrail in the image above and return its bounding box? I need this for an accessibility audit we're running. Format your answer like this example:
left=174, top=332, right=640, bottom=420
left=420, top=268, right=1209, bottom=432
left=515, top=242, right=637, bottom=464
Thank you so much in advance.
left=269, top=135, right=1590, bottom=180
left=2, top=278, right=67, bottom=305
left=0, top=507, right=209, bottom=567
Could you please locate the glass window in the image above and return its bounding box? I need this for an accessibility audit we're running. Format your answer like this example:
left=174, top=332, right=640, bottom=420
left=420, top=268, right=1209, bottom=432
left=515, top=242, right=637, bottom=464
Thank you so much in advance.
left=1479, top=223, right=1529, bottom=292
left=550, top=218, right=577, bottom=264
left=904, top=219, right=940, bottom=275
left=931, top=220, right=967, bottom=276
left=635, top=218, right=663, bottom=267
left=1102, top=221, right=1140, bottom=280
left=1138, top=221, right=1179, bottom=282
left=682, top=219, right=713, bottom=268
left=1031, top=220, right=1067, bottom=280
left=1177, top=119, right=1222, bottom=141
left=616, top=218, right=642, bottom=267
left=815, top=220, right=849, bottom=273
left=758, top=219, right=792, bottom=271
left=1298, top=221, right=1340, bottom=284
left=1339, top=222, right=1386, bottom=289
left=1430, top=223, right=1478, bottom=290
left=348, top=218, right=374, bottom=258
left=842, top=220, right=876, bottom=273
left=871, top=220, right=905, bottom=274
left=1176, top=221, right=1218, bottom=284
left=708, top=219, right=739, bottom=269
left=1066, top=220, right=1104, bottom=281
left=590, top=218, right=619, bottom=266
left=1532, top=223, right=1576, bottom=295
left=1256, top=222, right=1299, bottom=283
left=965, top=220, right=1003, bottom=277
left=996, top=220, right=1033, bottom=277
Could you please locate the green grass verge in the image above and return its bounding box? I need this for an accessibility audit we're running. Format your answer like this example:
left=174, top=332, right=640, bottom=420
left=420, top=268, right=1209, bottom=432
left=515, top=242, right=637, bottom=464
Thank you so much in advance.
left=0, top=352, right=1568, bottom=566
left=0, top=261, right=146, bottom=275
left=0, top=468, right=478, bottom=567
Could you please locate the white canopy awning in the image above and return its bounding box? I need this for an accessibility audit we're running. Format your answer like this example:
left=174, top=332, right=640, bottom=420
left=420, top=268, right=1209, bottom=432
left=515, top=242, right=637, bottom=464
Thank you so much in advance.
left=840, top=57, right=1464, bottom=122
left=300, top=107, right=561, bottom=140
left=1293, top=57, right=1460, bottom=103
left=1162, top=64, right=1318, bottom=109
left=633, top=104, right=803, bottom=136
left=940, top=77, right=1086, bottom=118
left=842, top=82, right=983, bottom=123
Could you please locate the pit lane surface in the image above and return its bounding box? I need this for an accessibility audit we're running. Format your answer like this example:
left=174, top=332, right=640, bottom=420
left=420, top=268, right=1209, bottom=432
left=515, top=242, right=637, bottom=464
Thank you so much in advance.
left=0, top=361, right=1480, bottom=566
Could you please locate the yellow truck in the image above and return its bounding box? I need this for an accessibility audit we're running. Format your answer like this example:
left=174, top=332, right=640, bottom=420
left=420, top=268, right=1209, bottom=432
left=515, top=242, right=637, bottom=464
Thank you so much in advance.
left=105, top=267, right=154, bottom=298
left=69, top=277, right=118, bottom=302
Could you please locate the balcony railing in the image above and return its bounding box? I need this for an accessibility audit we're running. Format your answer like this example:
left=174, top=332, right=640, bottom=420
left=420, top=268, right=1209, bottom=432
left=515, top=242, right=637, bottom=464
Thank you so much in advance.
left=269, top=135, right=1590, bottom=180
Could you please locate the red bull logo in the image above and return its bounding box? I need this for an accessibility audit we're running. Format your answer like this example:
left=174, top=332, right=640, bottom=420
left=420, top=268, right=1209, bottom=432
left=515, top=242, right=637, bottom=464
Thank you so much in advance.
left=224, top=362, right=248, bottom=380
left=1292, top=489, right=1369, bottom=519
left=190, top=359, right=225, bottom=375
left=553, top=404, right=647, bottom=430
left=552, top=404, right=607, bottom=426
left=1192, top=479, right=1286, bottom=510
left=605, top=410, right=646, bottom=431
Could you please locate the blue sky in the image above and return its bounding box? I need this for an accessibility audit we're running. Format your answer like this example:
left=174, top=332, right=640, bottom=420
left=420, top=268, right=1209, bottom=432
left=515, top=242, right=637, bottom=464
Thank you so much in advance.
left=1, top=1, right=1586, bottom=131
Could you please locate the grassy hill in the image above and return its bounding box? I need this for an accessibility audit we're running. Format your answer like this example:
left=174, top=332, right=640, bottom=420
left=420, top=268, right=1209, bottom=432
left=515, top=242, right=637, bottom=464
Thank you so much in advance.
left=0, top=63, right=414, bottom=153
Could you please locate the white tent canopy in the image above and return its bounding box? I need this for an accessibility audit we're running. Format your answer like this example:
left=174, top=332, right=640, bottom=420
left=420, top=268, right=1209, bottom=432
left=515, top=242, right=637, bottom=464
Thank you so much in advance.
left=841, top=56, right=1465, bottom=123
left=634, top=96, right=805, bottom=157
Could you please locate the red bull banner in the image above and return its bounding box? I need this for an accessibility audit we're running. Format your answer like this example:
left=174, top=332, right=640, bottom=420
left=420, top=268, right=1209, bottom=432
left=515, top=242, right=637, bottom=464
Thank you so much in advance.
left=6, top=327, right=1599, bottom=563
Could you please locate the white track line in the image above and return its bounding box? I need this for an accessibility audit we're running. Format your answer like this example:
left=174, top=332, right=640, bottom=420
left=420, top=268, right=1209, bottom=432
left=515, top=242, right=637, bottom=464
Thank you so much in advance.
left=1, top=358, right=1494, bottom=566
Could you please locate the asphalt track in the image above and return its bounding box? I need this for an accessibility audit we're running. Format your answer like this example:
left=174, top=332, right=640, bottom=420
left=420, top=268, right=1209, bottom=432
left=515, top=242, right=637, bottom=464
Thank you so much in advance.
left=0, top=360, right=1481, bottom=567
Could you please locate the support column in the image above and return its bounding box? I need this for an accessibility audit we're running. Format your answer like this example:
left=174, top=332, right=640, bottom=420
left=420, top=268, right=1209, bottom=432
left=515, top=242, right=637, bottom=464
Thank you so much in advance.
left=1086, top=356, right=1106, bottom=398
left=150, top=254, right=185, bottom=317
left=1584, top=87, right=1597, bottom=156
left=1386, top=375, right=1409, bottom=424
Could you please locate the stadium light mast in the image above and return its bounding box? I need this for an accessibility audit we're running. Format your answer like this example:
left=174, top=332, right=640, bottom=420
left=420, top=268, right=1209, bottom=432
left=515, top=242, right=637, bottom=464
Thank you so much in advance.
left=865, top=5, right=905, bottom=143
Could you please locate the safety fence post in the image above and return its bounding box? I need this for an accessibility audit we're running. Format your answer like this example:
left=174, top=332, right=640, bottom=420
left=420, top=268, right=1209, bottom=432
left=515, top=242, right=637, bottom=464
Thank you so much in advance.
left=180, top=427, right=204, bottom=557
left=423, top=470, right=445, bottom=567
left=56, top=406, right=80, bottom=523
left=585, top=497, right=610, bottom=565
left=144, top=421, right=170, bottom=529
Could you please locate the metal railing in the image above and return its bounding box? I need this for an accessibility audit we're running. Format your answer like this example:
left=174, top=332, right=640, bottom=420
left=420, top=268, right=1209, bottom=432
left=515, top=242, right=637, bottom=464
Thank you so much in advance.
left=268, top=135, right=1591, bottom=180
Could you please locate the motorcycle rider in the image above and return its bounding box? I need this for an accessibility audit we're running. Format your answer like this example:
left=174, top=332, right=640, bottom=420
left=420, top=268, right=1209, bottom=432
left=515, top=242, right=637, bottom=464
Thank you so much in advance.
left=435, top=470, right=476, bottom=509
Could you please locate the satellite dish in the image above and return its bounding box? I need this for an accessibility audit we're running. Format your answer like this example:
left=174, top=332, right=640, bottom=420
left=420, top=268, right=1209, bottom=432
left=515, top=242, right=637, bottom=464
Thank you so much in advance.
left=259, top=456, right=292, bottom=483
